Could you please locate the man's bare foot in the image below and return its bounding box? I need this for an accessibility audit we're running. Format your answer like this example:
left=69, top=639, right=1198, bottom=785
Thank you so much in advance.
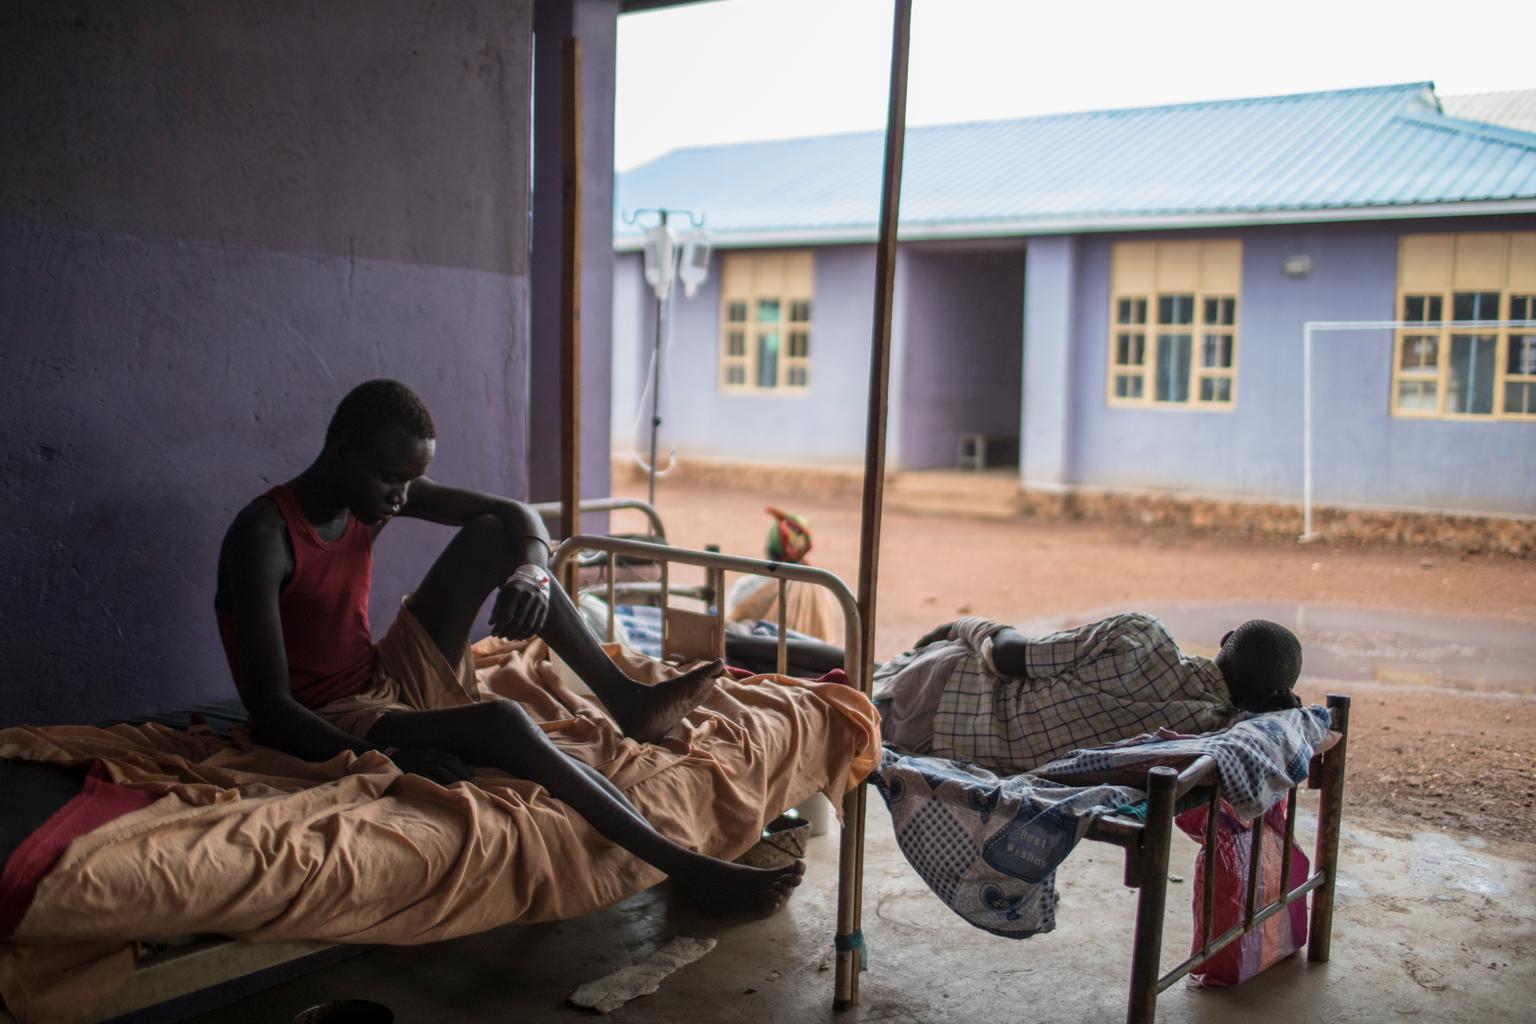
left=610, top=659, right=722, bottom=743
left=682, top=858, right=805, bottom=918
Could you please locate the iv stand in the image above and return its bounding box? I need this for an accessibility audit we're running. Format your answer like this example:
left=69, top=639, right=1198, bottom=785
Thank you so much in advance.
left=622, top=206, right=705, bottom=507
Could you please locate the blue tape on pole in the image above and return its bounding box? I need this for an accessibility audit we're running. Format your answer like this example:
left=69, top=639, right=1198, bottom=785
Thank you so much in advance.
left=834, top=929, right=868, bottom=971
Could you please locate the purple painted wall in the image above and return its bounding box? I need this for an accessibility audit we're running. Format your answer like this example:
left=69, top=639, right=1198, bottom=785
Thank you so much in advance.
left=612, top=245, right=878, bottom=465
left=899, top=246, right=1025, bottom=470
left=529, top=0, right=619, bottom=531
left=1, top=1, right=538, bottom=726
left=1056, top=216, right=1536, bottom=513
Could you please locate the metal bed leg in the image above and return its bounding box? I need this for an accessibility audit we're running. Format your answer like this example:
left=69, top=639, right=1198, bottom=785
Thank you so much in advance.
left=833, top=782, right=869, bottom=1010
left=1308, top=693, right=1351, bottom=962
left=1126, top=766, right=1178, bottom=1024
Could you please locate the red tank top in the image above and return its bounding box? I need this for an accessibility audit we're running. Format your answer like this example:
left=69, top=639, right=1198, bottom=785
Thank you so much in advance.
left=218, top=485, right=377, bottom=710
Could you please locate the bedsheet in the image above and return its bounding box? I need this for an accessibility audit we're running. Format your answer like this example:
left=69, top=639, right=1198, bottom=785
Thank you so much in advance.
left=0, top=638, right=879, bottom=1023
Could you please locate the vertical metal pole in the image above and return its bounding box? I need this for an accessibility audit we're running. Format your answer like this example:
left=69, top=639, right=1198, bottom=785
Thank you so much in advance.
left=1243, top=805, right=1265, bottom=927
left=1280, top=788, right=1298, bottom=896
left=558, top=38, right=583, bottom=591
left=647, top=211, right=670, bottom=508
left=1127, top=766, right=1178, bottom=1024
left=1309, top=693, right=1351, bottom=962
left=605, top=553, right=616, bottom=644
left=1200, top=787, right=1217, bottom=951
left=776, top=577, right=789, bottom=677
left=837, top=0, right=912, bottom=1011
left=1301, top=323, right=1314, bottom=541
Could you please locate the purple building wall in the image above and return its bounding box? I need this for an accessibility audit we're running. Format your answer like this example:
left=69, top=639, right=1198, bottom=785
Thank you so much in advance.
left=1, top=1, right=540, bottom=726
left=899, top=246, right=1026, bottom=470
left=1057, top=216, right=1536, bottom=513
left=614, top=214, right=1534, bottom=515
left=612, top=245, right=879, bottom=465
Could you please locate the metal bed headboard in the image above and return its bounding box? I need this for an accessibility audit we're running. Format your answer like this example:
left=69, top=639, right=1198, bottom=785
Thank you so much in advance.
left=552, top=534, right=870, bottom=1009
left=530, top=497, right=667, bottom=541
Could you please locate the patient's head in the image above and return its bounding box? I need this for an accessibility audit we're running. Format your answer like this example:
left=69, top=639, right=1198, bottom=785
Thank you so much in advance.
left=1214, top=620, right=1303, bottom=713
left=322, top=379, right=437, bottom=525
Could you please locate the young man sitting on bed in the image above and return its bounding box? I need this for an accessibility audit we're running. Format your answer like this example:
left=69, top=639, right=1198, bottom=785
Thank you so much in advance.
left=872, top=613, right=1303, bottom=773
left=215, top=378, right=801, bottom=915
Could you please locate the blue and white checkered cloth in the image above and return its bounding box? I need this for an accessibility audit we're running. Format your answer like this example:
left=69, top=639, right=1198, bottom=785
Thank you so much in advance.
left=1038, top=705, right=1333, bottom=820
left=578, top=597, right=812, bottom=661
left=874, top=748, right=1140, bottom=938
left=874, top=705, right=1333, bottom=937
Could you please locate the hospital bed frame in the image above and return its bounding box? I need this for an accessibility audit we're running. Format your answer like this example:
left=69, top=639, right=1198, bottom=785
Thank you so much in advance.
left=0, top=500, right=876, bottom=1022
left=551, top=533, right=871, bottom=1009
left=1066, top=693, right=1353, bottom=1023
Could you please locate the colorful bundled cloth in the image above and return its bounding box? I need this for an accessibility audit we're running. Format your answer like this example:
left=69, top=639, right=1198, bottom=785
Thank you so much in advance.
left=725, top=508, right=840, bottom=643
left=875, top=615, right=1236, bottom=772
left=763, top=507, right=812, bottom=563
left=874, top=748, right=1141, bottom=938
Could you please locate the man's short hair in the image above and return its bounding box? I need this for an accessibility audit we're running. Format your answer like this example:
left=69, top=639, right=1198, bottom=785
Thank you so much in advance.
left=1216, top=619, right=1303, bottom=712
left=326, top=380, right=435, bottom=446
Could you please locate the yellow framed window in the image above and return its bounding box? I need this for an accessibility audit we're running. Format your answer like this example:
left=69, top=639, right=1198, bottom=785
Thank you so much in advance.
left=719, top=251, right=813, bottom=393
left=1107, top=239, right=1240, bottom=410
left=1393, top=232, right=1536, bottom=420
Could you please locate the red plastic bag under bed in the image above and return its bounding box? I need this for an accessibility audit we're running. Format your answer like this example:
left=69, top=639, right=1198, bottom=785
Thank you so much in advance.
left=1174, top=799, right=1309, bottom=987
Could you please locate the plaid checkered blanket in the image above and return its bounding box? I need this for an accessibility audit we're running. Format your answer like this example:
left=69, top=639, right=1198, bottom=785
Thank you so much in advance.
left=878, top=615, right=1235, bottom=772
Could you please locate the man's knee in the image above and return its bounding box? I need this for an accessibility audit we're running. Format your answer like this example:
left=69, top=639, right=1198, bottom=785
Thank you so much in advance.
left=484, top=698, right=548, bottom=763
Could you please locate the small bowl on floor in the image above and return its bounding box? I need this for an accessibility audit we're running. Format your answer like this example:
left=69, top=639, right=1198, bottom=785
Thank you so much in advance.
left=290, top=1000, right=394, bottom=1024
left=735, top=812, right=812, bottom=869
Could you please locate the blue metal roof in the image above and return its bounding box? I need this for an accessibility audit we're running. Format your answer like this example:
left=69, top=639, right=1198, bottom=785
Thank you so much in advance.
left=614, top=83, right=1536, bottom=247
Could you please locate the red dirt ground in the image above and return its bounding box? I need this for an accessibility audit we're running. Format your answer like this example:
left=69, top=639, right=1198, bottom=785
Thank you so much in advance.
left=615, top=477, right=1536, bottom=844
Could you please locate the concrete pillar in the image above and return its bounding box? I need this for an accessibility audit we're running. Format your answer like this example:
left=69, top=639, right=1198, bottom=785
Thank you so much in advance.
left=1020, top=235, right=1079, bottom=490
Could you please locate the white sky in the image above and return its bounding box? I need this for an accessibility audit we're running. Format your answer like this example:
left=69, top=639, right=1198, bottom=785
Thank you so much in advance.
left=615, top=0, right=1535, bottom=170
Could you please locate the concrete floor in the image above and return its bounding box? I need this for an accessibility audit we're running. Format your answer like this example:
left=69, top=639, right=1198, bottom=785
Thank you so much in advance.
left=181, top=793, right=1534, bottom=1024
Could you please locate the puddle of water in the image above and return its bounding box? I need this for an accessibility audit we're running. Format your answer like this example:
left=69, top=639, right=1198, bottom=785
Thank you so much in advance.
left=1022, top=601, right=1536, bottom=695
left=1333, top=871, right=1369, bottom=900
left=1406, top=832, right=1510, bottom=897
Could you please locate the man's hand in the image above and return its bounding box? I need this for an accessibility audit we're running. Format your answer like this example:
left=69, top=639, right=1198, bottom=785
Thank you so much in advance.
left=390, top=747, right=475, bottom=786
left=914, top=621, right=957, bottom=649
left=490, top=564, right=552, bottom=640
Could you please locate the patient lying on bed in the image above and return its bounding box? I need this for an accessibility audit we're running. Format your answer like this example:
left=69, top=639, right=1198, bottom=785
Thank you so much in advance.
left=214, top=379, right=802, bottom=915
left=872, top=614, right=1302, bottom=773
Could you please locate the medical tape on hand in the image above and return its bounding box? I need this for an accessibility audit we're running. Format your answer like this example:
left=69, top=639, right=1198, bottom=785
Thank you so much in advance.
left=510, top=564, right=551, bottom=599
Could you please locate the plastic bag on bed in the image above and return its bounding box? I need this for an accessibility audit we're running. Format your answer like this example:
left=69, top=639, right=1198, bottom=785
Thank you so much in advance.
left=1175, top=799, right=1308, bottom=987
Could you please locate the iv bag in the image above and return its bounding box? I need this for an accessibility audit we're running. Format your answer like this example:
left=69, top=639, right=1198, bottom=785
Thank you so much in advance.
left=642, top=224, right=676, bottom=302
left=677, top=229, right=712, bottom=298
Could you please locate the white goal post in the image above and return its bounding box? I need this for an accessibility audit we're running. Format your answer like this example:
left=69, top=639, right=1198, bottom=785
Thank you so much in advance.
left=1301, top=318, right=1536, bottom=542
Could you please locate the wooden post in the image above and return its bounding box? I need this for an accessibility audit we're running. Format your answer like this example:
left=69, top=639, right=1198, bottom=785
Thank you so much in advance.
left=559, top=38, right=582, bottom=593
left=837, top=0, right=912, bottom=1013
left=1126, top=766, right=1178, bottom=1024
left=1308, top=693, right=1351, bottom=961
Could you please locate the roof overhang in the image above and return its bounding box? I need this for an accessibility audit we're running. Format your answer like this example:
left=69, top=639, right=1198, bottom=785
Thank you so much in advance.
left=612, top=198, right=1536, bottom=251
left=619, top=0, right=722, bottom=13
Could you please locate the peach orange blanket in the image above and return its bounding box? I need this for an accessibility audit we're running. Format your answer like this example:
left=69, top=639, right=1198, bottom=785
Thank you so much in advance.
left=0, top=639, right=879, bottom=1023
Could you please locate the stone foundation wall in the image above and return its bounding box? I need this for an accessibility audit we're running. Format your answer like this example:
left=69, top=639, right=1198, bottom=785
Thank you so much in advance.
left=613, top=457, right=1535, bottom=557
left=1015, top=490, right=1535, bottom=557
